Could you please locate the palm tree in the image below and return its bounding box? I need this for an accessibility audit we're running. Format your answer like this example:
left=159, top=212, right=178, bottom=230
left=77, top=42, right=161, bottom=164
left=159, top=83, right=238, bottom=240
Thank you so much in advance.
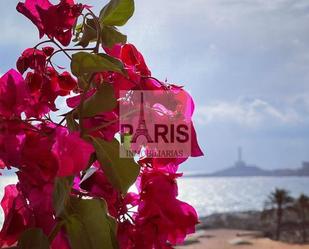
left=264, top=188, right=294, bottom=240
left=293, top=194, right=309, bottom=243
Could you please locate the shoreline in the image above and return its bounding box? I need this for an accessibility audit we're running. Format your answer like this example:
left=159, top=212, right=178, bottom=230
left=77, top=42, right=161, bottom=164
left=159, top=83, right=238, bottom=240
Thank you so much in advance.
left=177, top=210, right=309, bottom=248
left=177, top=229, right=309, bottom=249
left=176, top=211, right=309, bottom=249
left=197, top=211, right=263, bottom=231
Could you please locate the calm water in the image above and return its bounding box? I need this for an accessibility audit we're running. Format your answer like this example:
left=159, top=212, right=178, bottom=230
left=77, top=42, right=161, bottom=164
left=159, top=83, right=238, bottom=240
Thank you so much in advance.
left=1, top=176, right=309, bottom=225
left=178, top=176, right=309, bottom=217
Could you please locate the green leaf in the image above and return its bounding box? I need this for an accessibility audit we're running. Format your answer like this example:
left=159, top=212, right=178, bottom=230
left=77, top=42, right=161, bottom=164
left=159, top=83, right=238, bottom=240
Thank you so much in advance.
left=66, top=112, right=79, bottom=131
left=73, top=23, right=84, bottom=42
left=75, top=23, right=83, bottom=34
left=18, top=228, right=49, bottom=249
left=65, top=198, right=118, bottom=249
left=71, top=52, right=125, bottom=77
left=99, top=0, right=135, bottom=26
left=101, top=26, right=127, bottom=48
left=81, top=83, right=117, bottom=118
left=122, top=133, right=133, bottom=151
left=97, top=53, right=127, bottom=76
left=76, top=19, right=98, bottom=48
left=53, top=177, right=73, bottom=217
left=90, top=137, right=140, bottom=194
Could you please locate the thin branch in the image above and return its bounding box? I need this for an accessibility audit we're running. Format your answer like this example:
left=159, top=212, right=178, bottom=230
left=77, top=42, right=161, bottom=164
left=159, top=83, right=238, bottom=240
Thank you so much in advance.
left=34, top=39, right=52, bottom=49
left=78, top=75, right=94, bottom=136
left=58, top=116, right=67, bottom=126
left=48, top=220, right=65, bottom=243
left=86, top=108, right=139, bottom=133
left=49, top=47, right=95, bottom=58
left=51, top=38, right=72, bottom=60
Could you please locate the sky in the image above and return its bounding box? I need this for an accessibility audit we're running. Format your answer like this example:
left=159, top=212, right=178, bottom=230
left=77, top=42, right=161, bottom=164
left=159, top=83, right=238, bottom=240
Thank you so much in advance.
left=1, top=0, right=309, bottom=173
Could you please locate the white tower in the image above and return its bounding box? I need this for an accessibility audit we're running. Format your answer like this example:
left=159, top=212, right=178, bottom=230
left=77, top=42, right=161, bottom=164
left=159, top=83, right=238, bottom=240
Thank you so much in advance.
left=238, top=147, right=242, bottom=162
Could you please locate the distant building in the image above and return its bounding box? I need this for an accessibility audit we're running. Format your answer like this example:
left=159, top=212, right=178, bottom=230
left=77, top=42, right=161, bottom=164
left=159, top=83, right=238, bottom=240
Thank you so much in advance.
left=302, top=161, right=309, bottom=169
left=234, top=147, right=245, bottom=166
left=300, top=161, right=309, bottom=175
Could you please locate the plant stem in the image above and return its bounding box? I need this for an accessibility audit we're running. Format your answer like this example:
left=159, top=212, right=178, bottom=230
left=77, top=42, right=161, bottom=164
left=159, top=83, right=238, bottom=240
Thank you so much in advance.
left=58, top=116, right=67, bottom=126
left=48, top=220, right=65, bottom=243
left=51, top=38, right=72, bottom=60
left=87, top=108, right=139, bottom=133
left=78, top=75, right=94, bottom=136
left=49, top=47, right=95, bottom=58
left=34, top=39, right=52, bottom=49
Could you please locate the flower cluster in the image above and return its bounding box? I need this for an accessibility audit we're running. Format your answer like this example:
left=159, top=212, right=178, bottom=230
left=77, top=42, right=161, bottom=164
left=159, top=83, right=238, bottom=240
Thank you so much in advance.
left=17, top=0, right=84, bottom=46
left=0, top=0, right=203, bottom=249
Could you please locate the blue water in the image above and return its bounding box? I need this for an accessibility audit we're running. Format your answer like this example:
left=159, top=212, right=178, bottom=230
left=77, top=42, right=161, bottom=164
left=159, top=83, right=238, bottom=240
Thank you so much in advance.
left=1, top=176, right=309, bottom=225
left=178, top=176, right=309, bottom=217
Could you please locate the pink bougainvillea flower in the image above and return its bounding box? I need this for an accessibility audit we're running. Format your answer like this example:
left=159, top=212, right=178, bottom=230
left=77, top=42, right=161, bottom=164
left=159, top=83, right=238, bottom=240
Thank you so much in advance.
left=105, top=44, right=151, bottom=77
left=80, top=169, right=120, bottom=215
left=66, top=88, right=96, bottom=108
left=17, top=0, right=83, bottom=46
left=117, top=221, right=135, bottom=249
left=52, top=127, right=94, bottom=177
left=190, top=122, right=204, bottom=157
left=24, top=68, right=59, bottom=117
left=133, top=170, right=198, bottom=246
left=16, top=0, right=52, bottom=38
left=79, top=168, right=140, bottom=217
left=0, top=160, right=5, bottom=171
left=146, top=86, right=203, bottom=157
left=16, top=48, right=47, bottom=74
left=15, top=174, right=67, bottom=248
left=51, top=231, right=71, bottom=249
left=67, top=90, right=119, bottom=141
left=16, top=47, right=77, bottom=117
left=19, top=127, right=59, bottom=183
left=83, top=111, right=119, bottom=141
left=22, top=181, right=55, bottom=234
left=138, top=157, right=187, bottom=173
left=0, top=185, right=33, bottom=248
left=120, top=44, right=151, bottom=77
left=0, top=120, right=27, bottom=168
left=25, top=71, right=43, bottom=93
left=0, top=69, right=30, bottom=118
left=16, top=46, right=56, bottom=76
left=119, top=81, right=203, bottom=160
left=23, top=67, right=76, bottom=118
left=102, top=44, right=152, bottom=98
left=93, top=71, right=137, bottom=99
left=58, top=71, right=77, bottom=91
left=42, top=46, right=54, bottom=57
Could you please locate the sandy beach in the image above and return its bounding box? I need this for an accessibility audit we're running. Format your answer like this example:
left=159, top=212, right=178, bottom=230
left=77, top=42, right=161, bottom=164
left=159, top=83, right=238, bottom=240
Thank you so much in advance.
left=177, top=229, right=309, bottom=249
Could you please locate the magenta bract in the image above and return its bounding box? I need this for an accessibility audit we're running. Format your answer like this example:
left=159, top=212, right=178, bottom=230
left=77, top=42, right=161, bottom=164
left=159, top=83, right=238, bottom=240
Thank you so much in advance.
left=0, top=2, right=204, bottom=249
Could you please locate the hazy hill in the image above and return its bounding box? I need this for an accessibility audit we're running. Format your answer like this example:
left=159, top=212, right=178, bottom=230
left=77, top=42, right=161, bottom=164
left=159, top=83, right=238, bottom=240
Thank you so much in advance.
left=188, top=161, right=309, bottom=177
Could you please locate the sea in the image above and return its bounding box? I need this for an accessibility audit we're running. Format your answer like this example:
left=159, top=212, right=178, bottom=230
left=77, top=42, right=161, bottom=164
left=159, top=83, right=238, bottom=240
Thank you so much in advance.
left=178, top=176, right=309, bottom=217
left=1, top=176, right=309, bottom=225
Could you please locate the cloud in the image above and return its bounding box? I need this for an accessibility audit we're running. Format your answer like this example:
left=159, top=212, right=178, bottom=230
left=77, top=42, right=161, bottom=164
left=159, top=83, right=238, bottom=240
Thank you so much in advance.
left=196, top=96, right=309, bottom=128
left=1, top=0, right=308, bottom=171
